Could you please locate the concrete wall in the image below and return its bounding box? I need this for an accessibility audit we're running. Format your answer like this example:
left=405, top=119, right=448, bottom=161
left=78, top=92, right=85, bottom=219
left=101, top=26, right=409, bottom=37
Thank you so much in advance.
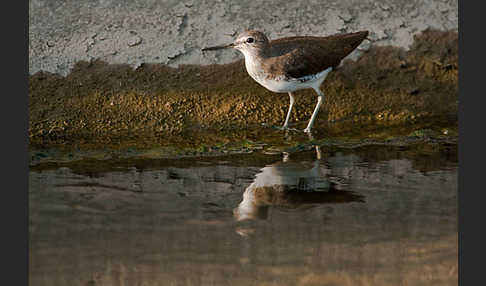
left=29, top=0, right=458, bottom=76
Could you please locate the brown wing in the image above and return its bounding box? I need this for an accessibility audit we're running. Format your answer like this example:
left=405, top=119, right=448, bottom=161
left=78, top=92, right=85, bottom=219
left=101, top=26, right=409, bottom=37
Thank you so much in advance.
left=263, top=31, right=368, bottom=79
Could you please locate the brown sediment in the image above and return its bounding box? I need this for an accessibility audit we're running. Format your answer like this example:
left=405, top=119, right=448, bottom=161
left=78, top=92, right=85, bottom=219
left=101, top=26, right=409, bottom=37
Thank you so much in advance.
left=29, top=30, right=457, bottom=151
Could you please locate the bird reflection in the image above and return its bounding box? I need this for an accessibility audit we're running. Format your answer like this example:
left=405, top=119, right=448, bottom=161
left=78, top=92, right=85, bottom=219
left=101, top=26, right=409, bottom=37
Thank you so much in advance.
left=233, top=147, right=365, bottom=221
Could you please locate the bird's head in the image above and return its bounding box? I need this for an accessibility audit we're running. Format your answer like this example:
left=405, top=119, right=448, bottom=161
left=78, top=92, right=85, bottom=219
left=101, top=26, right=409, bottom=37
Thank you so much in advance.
left=201, top=30, right=269, bottom=57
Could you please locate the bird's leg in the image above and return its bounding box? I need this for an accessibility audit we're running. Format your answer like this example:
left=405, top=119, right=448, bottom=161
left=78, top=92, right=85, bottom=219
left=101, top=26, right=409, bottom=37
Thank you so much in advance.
left=303, top=88, right=324, bottom=133
left=282, top=92, right=295, bottom=129
left=315, top=146, right=321, bottom=160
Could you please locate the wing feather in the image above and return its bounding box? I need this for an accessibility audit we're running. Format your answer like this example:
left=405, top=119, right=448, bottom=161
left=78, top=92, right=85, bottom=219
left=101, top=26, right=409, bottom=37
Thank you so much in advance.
left=262, top=31, right=368, bottom=79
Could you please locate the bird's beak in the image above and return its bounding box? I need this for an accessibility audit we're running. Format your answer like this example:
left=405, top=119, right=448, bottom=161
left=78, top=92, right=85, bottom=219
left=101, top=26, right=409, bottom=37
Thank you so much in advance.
left=201, top=43, right=234, bottom=51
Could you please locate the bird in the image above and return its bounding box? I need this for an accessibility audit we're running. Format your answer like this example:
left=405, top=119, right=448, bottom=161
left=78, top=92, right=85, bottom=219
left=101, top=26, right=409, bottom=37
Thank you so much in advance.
left=233, top=146, right=365, bottom=222
left=201, top=30, right=369, bottom=133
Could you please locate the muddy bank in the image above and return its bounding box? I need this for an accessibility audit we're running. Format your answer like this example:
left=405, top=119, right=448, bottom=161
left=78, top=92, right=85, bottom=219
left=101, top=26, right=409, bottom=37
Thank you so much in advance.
left=29, top=30, right=457, bottom=152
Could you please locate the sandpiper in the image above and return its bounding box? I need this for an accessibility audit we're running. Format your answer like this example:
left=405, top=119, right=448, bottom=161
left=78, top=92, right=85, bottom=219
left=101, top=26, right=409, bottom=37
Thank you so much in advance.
left=202, top=30, right=369, bottom=133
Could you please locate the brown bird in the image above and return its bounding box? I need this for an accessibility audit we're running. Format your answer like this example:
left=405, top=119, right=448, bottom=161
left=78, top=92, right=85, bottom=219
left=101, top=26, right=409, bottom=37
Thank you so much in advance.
left=202, top=30, right=369, bottom=133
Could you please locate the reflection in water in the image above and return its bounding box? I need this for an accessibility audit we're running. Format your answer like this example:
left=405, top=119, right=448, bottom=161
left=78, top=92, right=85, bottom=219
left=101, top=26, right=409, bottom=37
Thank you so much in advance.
left=29, top=145, right=458, bottom=286
left=234, top=147, right=365, bottom=221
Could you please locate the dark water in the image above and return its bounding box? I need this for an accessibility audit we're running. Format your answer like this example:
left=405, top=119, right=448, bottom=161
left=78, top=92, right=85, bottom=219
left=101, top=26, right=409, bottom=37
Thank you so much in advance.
left=29, top=144, right=457, bottom=286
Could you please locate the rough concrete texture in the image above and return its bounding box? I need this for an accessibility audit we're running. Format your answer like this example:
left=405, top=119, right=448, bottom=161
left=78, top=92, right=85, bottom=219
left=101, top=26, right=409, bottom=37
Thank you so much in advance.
left=29, top=0, right=458, bottom=76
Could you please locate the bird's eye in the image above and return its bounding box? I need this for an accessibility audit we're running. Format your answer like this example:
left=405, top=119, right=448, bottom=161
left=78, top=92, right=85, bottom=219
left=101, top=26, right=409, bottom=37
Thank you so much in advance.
left=246, top=37, right=254, bottom=43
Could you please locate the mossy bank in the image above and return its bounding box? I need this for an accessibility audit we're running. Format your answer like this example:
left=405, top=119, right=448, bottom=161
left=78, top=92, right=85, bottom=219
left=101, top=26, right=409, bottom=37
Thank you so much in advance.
left=29, top=30, right=457, bottom=156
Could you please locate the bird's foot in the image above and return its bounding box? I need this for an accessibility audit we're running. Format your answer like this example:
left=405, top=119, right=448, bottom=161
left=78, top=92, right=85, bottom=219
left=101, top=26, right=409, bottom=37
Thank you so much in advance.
left=303, top=128, right=315, bottom=140
left=274, top=125, right=299, bottom=132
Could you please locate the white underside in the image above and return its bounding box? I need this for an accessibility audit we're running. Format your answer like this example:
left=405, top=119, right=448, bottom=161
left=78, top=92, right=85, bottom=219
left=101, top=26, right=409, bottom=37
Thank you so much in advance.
left=256, top=67, right=333, bottom=93
left=243, top=52, right=333, bottom=93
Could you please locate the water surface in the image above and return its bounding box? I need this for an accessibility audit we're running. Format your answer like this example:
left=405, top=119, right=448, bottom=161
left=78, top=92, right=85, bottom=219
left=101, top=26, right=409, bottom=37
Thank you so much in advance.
left=29, top=144, right=457, bottom=286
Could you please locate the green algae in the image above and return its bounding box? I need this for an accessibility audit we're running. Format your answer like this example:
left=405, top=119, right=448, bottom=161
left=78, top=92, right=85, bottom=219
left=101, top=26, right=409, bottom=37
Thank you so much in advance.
left=30, top=136, right=457, bottom=176
left=30, top=114, right=457, bottom=171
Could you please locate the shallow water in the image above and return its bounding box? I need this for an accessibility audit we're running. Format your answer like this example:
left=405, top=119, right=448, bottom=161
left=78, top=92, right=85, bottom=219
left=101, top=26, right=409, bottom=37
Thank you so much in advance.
left=29, top=144, right=457, bottom=286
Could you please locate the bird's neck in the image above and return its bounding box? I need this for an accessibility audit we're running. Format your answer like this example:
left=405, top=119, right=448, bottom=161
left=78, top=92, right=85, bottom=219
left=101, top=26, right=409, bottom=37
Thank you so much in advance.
left=241, top=49, right=267, bottom=80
